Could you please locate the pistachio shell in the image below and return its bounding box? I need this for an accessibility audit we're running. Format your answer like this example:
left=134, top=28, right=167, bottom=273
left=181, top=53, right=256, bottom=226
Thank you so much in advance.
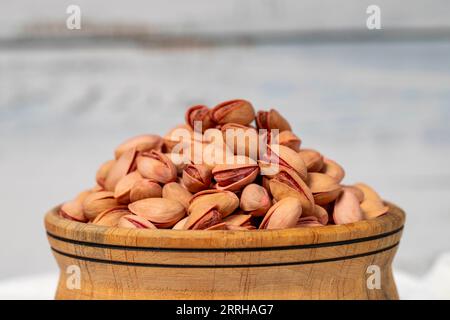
left=184, top=208, right=222, bottom=230
left=104, top=148, right=137, bottom=191
left=162, top=182, right=193, bottom=209
left=185, top=105, right=215, bottom=132
left=137, top=150, right=177, bottom=184
left=269, top=167, right=315, bottom=215
left=342, top=185, right=365, bottom=203
left=220, top=123, right=259, bottom=159
left=172, top=216, right=189, bottom=230
left=321, top=158, right=345, bottom=183
left=205, top=222, right=228, bottom=230
left=164, top=152, right=190, bottom=174
left=256, top=109, right=291, bottom=131
left=82, top=191, right=119, bottom=220
left=114, top=171, right=143, bottom=204
left=210, top=99, right=255, bottom=126
left=278, top=130, right=301, bottom=151
left=74, top=189, right=92, bottom=204
left=115, top=134, right=163, bottom=159
left=354, top=183, right=383, bottom=202
left=212, top=156, right=259, bottom=192
left=360, top=199, right=389, bottom=220
left=301, top=204, right=329, bottom=225
left=117, top=214, right=157, bottom=229
left=307, top=172, right=342, bottom=206
left=182, top=164, right=212, bottom=193
left=333, top=189, right=364, bottom=225
left=92, top=207, right=130, bottom=227
left=128, top=198, right=186, bottom=228
left=60, top=200, right=87, bottom=222
left=163, top=124, right=194, bottom=153
left=223, top=214, right=252, bottom=226
left=298, top=149, right=324, bottom=172
left=95, top=160, right=115, bottom=188
left=240, top=184, right=271, bottom=216
left=259, top=197, right=302, bottom=230
left=263, top=144, right=307, bottom=181
left=188, top=189, right=239, bottom=218
left=129, top=179, right=162, bottom=202
left=296, top=216, right=324, bottom=227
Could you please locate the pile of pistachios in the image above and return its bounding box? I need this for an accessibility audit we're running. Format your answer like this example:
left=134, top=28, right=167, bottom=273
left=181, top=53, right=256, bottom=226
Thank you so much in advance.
left=59, top=99, right=389, bottom=230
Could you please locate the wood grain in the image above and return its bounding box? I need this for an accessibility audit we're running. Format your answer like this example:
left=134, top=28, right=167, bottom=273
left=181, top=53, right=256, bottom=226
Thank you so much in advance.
left=45, top=202, right=405, bottom=300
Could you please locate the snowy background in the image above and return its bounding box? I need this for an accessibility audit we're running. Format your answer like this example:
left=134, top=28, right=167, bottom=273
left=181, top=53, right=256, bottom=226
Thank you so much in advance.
left=0, top=0, right=450, bottom=299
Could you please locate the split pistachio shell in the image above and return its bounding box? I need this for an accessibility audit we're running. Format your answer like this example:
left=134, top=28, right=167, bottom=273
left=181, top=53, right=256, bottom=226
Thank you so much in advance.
left=307, top=173, right=342, bottom=206
left=269, top=167, right=315, bottom=215
left=137, top=150, right=177, bottom=184
left=92, top=207, right=130, bottom=227
left=205, top=222, right=228, bottom=230
left=278, top=130, right=301, bottom=152
left=129, top=179, right=162, bottom=202
left=60, top=200, right=87, bottom=222
left=301, top=204, right=329, bottom=225
left=184, top=207, right=222, bottom=230
left=188, top=189, right=239, bottom=218
left=223, top=214, right=252, bottom=226
left=118, top=214, right=157, bottom=229
left=256, top=109, right=291, bottom=131
left=162, top=182, right=193, bottom=209
left=128, top=198, right=186, bottom=228
left=114, top=171, right=143, bottom=204
left=321, top=158, right=345, bottom=183
left=182, top=163, right=212, bottom=193
left=172, top=216, right=189, bottom=230
left=298, top=149, right=324, bottom=172
left=212, top=156, right=259, bottom=191
left=264, top=144, right=307, bottom=181
left=185, top=105, right=215, bottom=132
left=220, top=123, right=259, bottom=159
left=259, top=197, right=302, bottom=230
left=82, top=191, right=119, bottom=220
left=115, top=134, right=163, bottom=159
left=210, top=99, right=255, bottom=126
left=95, top=160, right=115, bottom=188
left=240, top=183, right=271, bottom=216
left=104, top=148, right=137, bottom=191
left=333, top=189, right=364, bottom=225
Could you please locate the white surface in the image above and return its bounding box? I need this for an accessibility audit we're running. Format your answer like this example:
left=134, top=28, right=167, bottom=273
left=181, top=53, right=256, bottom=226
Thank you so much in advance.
left=1, top=253, right=449, bottom=299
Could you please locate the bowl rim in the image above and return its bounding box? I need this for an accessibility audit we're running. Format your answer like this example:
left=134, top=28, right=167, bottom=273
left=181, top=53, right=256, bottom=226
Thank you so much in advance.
left=45, top=201, right=405, bottom=249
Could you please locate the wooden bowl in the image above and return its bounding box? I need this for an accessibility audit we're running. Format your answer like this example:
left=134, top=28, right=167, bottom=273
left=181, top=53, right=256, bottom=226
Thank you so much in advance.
left=45, top=202, right=405, bottom=300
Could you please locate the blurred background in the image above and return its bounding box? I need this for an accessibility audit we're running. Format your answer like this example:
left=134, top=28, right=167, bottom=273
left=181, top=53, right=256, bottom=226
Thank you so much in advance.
left=1, top=0, right=450, bottom=298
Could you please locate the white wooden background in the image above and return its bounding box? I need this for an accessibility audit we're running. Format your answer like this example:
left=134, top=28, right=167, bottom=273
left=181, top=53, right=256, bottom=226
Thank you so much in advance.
left=1, top=1, right=450, bottom=282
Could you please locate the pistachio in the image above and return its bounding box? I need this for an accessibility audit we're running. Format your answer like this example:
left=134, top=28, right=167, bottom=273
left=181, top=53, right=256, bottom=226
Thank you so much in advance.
left=278, top=130, right=301, bottom=152
left=269, top=167, right=315, bottom=215
left=301, top=204, right=329, bottom=225
left=210, top=99, right=255, bottom=126
left=185, top=105, right=215, bottom=132
left=59, top=200, right=88, bottom=222
left=298, top=149, right=324, bottom=172
left=118, top=214, right=157, bottom=229
left=165, top=152, right=190, bottom=174
left=240, top=184, right=271, bottom=216
left=163, top=124, right=194, bottom=153
left=212, top=156, right=259, bottom=191
left=115, top=134, right=163, bottom=159
left=182, top=163, right=212, bottom=193
left=256, top=109, right=291, bottom=131
left=172, top=216, right=189, bottom=230
left=261, top=144, right=307, bottom=180
left=95, top=160, right=115, bottom=188
left=205, top=222, right=228, bottom=230
left=82, top=191, right=119, bottom=220
left=128, top=198, right=186, bottom=228
left=307, top=173, right=342, bottom=206
left=223, top=214, right=252, bottom=227
left=92, top=207, right=130, bottom=227
left=360, top=199, right=389, bottom=220
left=129, top=179, right=162, bottom=202
left=184, top=207, right=222, bottom=230
left=188, top=189, right=239, bottom=218
left=321, top=158, right=345, bottom=183
left=354, top=183, right=383, bottom=202
left=296, top=216, right=324, bottom=227
left=220, top=123, right=259, bottom=159
left=342, top=185, right=364, bottom=203
left=137, top=150, right=177, bottom=184
left=333, top=189, right=364, bottom=225
left=104, top=148, right=137, bottom=191
left=162, top=182, right=193, bottom=209
left=114, top=171, right=143, bottom=204
left=259, top=197, right=302, bottom=230
left=74, top=189, right=92, bottom=203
